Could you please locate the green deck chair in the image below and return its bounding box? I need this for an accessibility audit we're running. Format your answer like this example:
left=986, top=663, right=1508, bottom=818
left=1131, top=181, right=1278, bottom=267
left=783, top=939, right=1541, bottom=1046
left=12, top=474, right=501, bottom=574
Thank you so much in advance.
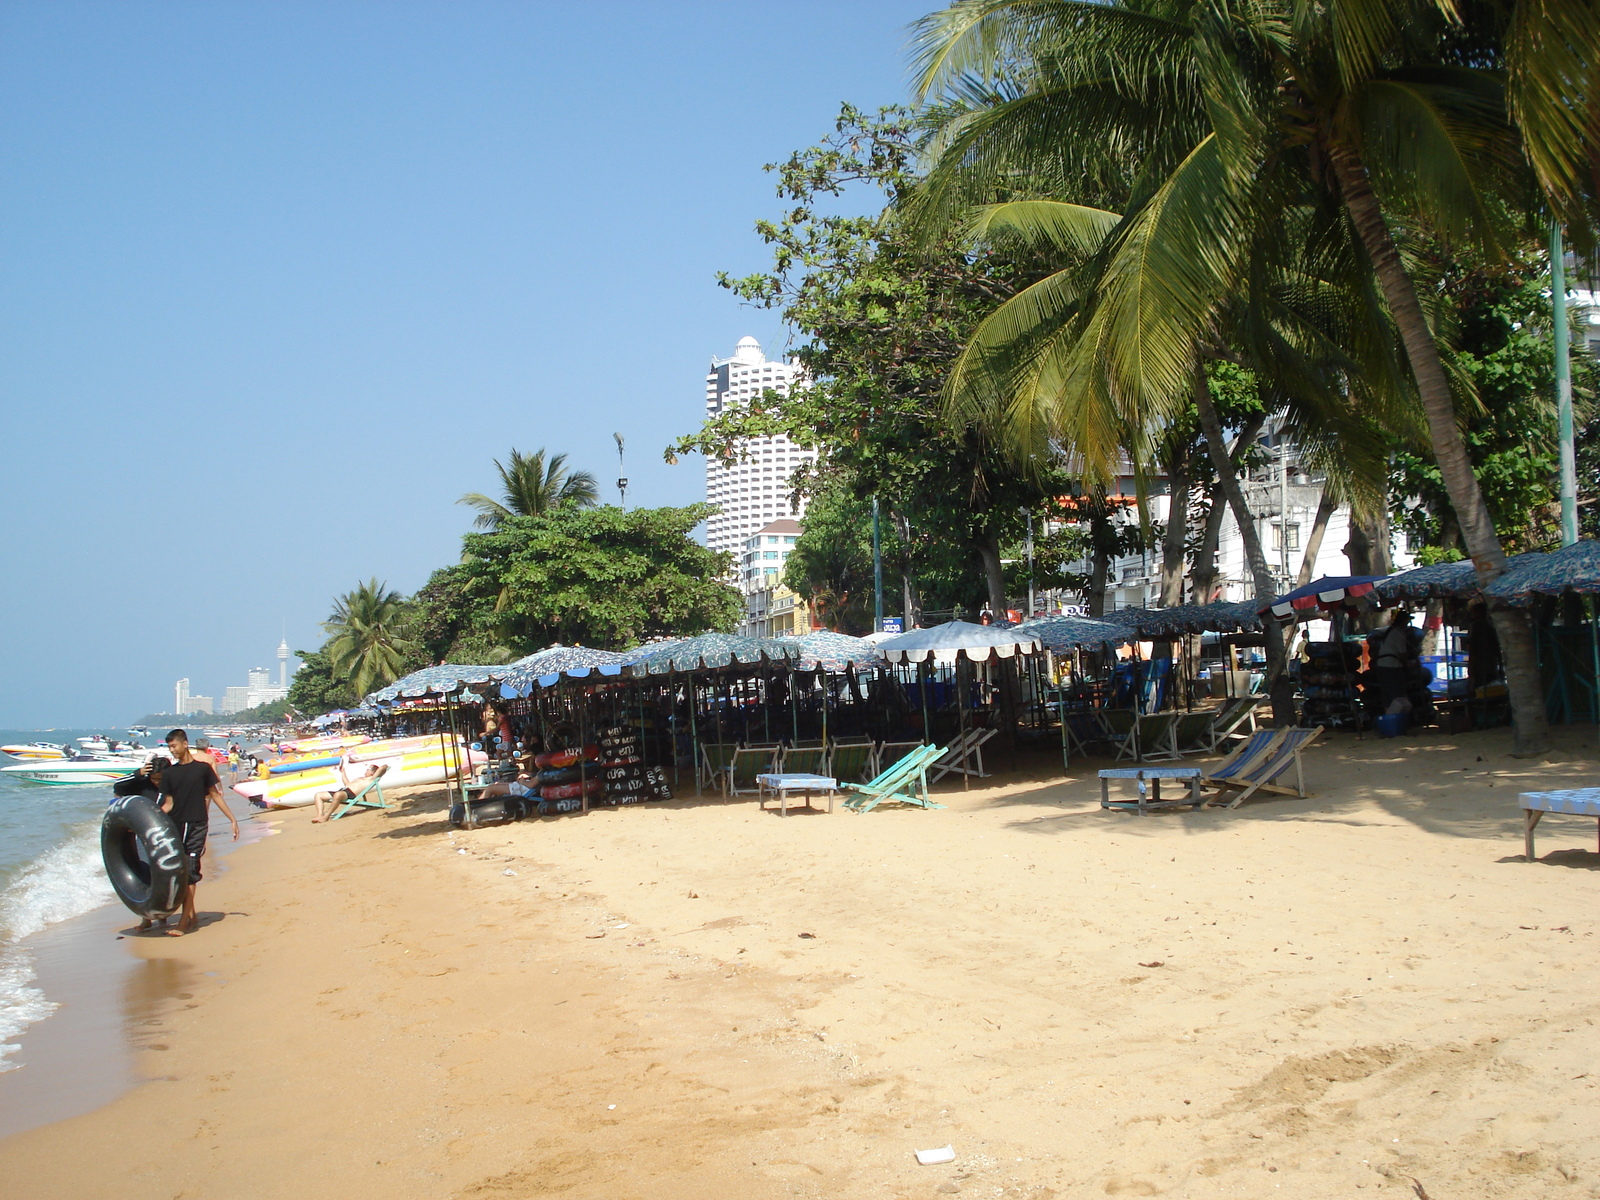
left=1099, top=709, right=1140, bottom=761
left=725, top=746, right=778, bottom=797
left=699, top=743, right=740, bottom=792
left=841, top=743, right=947, bottom=813
left=330, top=767, right=391, bottom=820
left=779, top=746, right=828, bottom=776
left=828, top=741, right=876, bottom=784
left=1173, top=711, right=1216, bottom=756
left=875, top=740, right=924, bottom=777
left=1135, top=711, right=1183, bottom=761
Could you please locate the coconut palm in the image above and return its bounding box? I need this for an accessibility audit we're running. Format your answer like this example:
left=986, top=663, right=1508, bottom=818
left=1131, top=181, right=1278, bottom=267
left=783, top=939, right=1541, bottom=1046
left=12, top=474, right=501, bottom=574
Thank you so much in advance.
left=323, top=578, right=420, bottom=699
left=909, top=0, right=1558, bottom=752
left=458, top=448, right=599, bottom=530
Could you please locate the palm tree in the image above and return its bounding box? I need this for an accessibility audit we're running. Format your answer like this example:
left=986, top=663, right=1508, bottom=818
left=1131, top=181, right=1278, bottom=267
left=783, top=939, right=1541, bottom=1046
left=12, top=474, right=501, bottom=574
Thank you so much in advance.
left=910, top=0, right=1555, bottom=752
left=458, top=448, right=599, bottom=530
left=323, top=579, right=420, bottom=699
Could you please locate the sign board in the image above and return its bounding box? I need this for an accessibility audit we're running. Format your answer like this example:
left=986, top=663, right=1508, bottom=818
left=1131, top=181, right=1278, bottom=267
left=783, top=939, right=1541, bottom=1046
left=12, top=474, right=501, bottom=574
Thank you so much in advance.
left=1060, top=604, right=1090, bottom=617
left=878, top=617, right=904, bottom=634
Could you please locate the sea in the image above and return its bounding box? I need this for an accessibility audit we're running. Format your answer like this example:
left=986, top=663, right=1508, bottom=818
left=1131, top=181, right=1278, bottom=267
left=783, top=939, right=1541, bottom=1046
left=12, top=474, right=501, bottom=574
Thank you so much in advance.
left=0, top=728, right=153, bottom=1071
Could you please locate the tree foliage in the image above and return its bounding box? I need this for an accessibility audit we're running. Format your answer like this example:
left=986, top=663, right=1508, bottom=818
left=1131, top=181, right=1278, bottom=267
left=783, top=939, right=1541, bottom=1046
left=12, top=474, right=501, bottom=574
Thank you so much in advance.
left=458, top=447, right=599, bottom=530
left=285, top=647, right=358, bottom=716
left=322, top=578, right=421, bottom=699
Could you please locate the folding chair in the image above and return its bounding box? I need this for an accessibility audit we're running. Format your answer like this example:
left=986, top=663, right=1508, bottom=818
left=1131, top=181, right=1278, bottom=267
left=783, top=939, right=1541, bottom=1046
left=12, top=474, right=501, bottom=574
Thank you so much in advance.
left=1206, top=695, right=1268, bottom=752
left=724, top=746, right=778, bottom=797
left=828, top=741, right=876, bottom=784
left=779, top=746, right=828, bottom=777
left=330, top=766, right=390, bottom=820
left=1134, top=711, right=1182, bottom=762
left=929, top=726, right=998, bottom=782
left=698, top=743, right=739, bottom=792
left=1173, top=710, right=1217, bottom=757
left=1203, top=727, right=1323, bottom=809
left=841, top=743, right=947, bottom=813
left=875, top=740, right=924, bottom=778
left=1099, top=709, right=1140, bottom=762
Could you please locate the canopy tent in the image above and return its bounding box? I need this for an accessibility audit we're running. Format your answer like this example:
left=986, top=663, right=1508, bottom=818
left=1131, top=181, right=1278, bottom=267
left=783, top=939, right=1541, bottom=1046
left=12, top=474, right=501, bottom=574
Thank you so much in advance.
left=497, top=646, right=630, bottom=696
left=1016, top=614, right=1129, bottom=651
left=367, top=664, right=505, bottom=705
left=1485, top=541, right=1600, bottom=604
left=876, top=620, right=1041, bottom=664
left=1262, top=576, right=1384, bottom=622
left=624, top=632, right=799, bottom=676
left=1095, top=601, right=1264, bottom=638
left=774, top=630, right=886, bottom=672
left=1369, top=559, right=1480, bottom=602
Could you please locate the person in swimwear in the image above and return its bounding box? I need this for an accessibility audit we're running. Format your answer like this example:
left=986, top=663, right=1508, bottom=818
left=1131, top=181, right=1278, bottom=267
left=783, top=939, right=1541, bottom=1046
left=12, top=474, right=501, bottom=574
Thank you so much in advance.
left=311, top=760, right=389, bottom=823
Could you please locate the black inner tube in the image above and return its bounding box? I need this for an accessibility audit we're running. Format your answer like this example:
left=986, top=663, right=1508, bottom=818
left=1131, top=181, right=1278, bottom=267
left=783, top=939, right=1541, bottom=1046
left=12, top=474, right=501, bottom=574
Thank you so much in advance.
left=101, top=797, right=189, bottom=918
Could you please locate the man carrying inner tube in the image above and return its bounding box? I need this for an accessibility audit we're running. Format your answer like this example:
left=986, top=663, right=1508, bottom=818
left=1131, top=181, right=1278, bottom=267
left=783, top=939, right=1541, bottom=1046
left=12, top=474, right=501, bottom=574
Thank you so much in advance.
left=158, top=729, right=240, bottom=937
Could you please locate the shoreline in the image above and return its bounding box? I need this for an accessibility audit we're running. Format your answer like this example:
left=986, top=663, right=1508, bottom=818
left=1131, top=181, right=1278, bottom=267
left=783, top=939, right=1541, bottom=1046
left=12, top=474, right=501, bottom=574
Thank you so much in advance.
left=0, top=806, right=270, bottom=1138
left=0, top=727, right=1596, bottom=1198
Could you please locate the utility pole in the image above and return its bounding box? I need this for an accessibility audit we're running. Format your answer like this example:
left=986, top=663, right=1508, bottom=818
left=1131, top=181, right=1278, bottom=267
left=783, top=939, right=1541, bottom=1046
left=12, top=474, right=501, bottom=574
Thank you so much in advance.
left=1277, top=436, right=1290, bottom=586
left=872, top=496, right=884, bottom=632
left=614, top=432, right=628, bottom=511
left=1026, top=510, right=1036, bottom=618
left=1551, top=223, right=1578, bottom=546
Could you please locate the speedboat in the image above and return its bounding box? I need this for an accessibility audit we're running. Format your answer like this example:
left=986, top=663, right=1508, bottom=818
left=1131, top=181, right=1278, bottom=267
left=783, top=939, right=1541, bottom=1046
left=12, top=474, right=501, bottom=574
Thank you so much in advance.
left=1, top=742, right=68, bottom=761
left=1, top=755, right=142, bottom=785
left=128, top=725, right=151, bottom=738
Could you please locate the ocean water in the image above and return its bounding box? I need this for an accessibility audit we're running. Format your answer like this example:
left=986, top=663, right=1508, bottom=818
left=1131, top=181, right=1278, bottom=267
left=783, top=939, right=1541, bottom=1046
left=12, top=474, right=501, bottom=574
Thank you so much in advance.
left=0, top=728, right=145, bottom=1070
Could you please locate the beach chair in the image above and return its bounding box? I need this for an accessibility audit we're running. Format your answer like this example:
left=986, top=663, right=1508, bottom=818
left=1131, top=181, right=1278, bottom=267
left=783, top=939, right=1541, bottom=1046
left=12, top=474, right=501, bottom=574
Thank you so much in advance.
left=841, top=743, right=947, bottom=813
left=329, top=766, right=390, bottom=820
left=698, top=743, right=739, bottom=792
left=1099, top=709, right=1140, bottom=761
left=875, top=740, right=924, bottom=777
left=1206, top=695, right=1267, bottom=752
left=828, top=741, right=876, bottom=784
left=929, top=726, right=998, bottom=782
left=724, top=746, right=778, bottom=797
left=1173, top=710, right=1217, bottom=756
left=1134, top=711, right=1182, bottom=762
left=1202, top=726, right=1323, bottom=809
left=779, top=746, right=828, bottom=777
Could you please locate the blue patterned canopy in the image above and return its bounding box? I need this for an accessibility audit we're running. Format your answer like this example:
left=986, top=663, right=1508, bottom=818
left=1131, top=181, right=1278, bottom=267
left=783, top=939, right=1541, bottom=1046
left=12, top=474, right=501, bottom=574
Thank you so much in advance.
left=498, top=645, right=630, bottom=695
left=1016, top=615, right=1129, bottom=650
left=625, top=633, right=799, bottom=676
left=1485, top=541, right=1600, bottom=604
left=367, top=663, right=505, bottom=705
left=1372, top=551, right=1554, bottom=603
left=774, top=630, right=886, bottom=672
left=1095, top=601, right=1264, bottom=637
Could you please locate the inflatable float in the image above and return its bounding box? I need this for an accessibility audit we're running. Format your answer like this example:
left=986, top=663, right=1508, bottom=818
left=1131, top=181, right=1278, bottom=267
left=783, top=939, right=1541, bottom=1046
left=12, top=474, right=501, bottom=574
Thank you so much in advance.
left=232, top=739, right=485, bottom=808
left=101, top=796, right=188, bottom=918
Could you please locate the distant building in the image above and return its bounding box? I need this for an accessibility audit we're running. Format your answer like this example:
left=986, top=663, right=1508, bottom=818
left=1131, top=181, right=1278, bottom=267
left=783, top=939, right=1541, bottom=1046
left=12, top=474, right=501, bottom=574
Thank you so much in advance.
left=175, top=678, right=190, bottom=715
left=248, top=667, right=270, bottom=692
left=222, top=686, right=251, bottom=715
left=737, top=519, right=811, bottom=637
left=277, top=639, right=290, bottom=688
left=186, top=695, right=214, bottom=715
left=703, top=337, right=815, bottom=567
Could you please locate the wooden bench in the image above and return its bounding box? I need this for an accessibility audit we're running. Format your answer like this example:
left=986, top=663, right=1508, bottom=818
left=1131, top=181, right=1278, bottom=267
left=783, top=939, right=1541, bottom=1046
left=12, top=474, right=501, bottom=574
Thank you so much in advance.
left=1518, top=787, right=1600, bottom=862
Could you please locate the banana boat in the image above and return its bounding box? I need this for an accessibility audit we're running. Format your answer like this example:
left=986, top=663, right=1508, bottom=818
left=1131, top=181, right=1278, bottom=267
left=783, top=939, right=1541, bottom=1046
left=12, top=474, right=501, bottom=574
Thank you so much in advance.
left=233, top=738, right=484, bottom=808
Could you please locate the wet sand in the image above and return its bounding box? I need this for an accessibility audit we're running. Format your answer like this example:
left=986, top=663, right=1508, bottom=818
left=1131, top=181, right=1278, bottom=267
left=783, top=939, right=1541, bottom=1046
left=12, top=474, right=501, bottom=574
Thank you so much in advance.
left=0, top=725, right=1597, bottom=1198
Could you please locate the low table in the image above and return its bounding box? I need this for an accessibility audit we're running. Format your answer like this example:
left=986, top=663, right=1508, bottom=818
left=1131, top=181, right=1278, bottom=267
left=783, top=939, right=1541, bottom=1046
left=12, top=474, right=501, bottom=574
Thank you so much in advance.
left=1098, top=766, right=1204, bottom=813
left=1518, top=787, right=1600, bottom=861
left=757, top=773, right=837, bottom=817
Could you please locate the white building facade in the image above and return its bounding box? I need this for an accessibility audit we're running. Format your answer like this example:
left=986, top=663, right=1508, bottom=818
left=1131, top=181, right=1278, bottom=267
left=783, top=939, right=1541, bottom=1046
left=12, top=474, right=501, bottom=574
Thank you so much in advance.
left=703, top=336, right=814, bottom=566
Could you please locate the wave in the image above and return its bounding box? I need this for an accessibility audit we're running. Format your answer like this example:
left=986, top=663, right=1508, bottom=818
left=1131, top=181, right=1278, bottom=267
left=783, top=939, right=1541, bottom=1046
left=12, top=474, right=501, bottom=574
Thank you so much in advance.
left=0, top=825, right=116, bottom=1070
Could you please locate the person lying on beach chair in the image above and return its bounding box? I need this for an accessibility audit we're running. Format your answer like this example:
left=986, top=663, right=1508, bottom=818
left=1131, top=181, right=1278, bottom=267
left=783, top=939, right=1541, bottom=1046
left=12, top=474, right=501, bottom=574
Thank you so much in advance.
left=312, top=761, right=391, bottom=823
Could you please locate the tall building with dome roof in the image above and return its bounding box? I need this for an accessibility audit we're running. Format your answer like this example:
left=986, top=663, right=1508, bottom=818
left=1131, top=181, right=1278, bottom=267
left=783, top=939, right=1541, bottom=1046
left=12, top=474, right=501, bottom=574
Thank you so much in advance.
left=702, top=336, right=814, bottom=576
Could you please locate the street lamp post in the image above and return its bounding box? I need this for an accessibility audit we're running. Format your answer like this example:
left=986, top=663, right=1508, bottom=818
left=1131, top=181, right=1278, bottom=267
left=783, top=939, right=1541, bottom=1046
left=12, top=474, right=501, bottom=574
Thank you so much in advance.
left=1551, top=223, right=1578, bottom=546
left=872, top=496, right=884, bottom=632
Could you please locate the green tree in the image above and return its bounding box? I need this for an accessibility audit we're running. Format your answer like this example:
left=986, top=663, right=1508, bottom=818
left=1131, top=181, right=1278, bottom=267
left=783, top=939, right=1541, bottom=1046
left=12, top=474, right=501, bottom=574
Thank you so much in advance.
left=449, top=504, right=741, bottom=651
left=323, top=578, right=421, bottom=699
left=782, top=485, right=878, bottom=634
left=458, top=448, right=599, bottom=530
left=285, top=647, right=358, bottom=716
left=909, top=0, right=1571, bottom=751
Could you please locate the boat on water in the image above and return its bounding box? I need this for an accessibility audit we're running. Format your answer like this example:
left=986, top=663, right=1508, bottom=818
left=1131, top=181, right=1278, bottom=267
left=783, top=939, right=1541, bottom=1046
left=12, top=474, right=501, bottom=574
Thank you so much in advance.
left=1, top=755, right=142, bottom=785
left=1, top=741, right=69, bottom=761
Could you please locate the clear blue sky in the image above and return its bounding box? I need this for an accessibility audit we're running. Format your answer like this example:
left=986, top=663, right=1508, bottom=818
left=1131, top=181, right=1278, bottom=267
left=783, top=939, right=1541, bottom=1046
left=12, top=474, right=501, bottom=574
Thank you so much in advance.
left=0, top=0, right=931, bottom=726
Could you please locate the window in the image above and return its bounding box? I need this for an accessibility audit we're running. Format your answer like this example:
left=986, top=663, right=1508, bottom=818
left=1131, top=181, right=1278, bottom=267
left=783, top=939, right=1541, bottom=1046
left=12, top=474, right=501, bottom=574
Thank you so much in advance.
left=1272, top=522, right=1301, bottom=551
left=768, top=536, right=779, bottom=544
left=784, top=536, right=796, bottom=544
left=764, top=551, right=780, bottom=560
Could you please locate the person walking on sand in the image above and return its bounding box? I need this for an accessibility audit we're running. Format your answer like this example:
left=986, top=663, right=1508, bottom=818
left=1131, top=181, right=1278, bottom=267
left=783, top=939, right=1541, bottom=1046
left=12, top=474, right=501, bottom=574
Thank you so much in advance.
left=157, top=728, right=239, bottom=936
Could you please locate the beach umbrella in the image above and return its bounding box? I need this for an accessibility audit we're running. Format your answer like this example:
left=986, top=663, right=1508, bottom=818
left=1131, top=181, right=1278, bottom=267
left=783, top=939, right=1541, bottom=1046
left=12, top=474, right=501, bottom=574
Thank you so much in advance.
left=774, top=630, right=886, bottom=672
left=1369, top=559, right=1481, bottom=602
left=498, top=645, right=630, bottom=695
left=1484, top=542, right=1600, bottom=604
left=1093, top=601, right=1263, bottom=638
left=624, top=632, right=799, bottom=676
left=875, top=620, right=1041, bottom=664
left=367, top=663, right=505, bottom=705
left=1261, top=576, right=1385, bottom=622
left=1016, top=614, right=1129, bottom=651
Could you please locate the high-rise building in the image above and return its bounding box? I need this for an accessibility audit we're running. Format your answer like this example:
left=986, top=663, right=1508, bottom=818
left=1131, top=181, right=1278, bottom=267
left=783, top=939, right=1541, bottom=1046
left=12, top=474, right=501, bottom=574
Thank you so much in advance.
left=222, top=686, right=251, bottom=715
left=703, top=337, right=814, bottom=565
left=186, top=695, right=214, bottom=715
left=248, top=667, right=270, bottom=692
left=175, top=679, right=190, bottom=714
left=277, top=639, right=290, bottom=688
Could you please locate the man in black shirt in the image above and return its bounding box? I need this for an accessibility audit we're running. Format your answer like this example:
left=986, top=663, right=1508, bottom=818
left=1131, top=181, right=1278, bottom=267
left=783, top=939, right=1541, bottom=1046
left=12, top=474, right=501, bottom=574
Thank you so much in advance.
left=158, top=729, right=240, bottom=936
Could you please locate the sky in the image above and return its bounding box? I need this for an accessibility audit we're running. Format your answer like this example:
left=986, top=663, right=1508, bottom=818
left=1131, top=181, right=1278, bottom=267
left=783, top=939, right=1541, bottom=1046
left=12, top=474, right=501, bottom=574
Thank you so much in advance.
left=0, top=0, right=932, bottom=726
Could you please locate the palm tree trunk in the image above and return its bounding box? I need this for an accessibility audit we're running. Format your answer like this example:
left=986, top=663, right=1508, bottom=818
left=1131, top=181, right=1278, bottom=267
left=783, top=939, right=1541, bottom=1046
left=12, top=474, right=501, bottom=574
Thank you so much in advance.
left=1159, top=448, right=1190, bottom=607
left=1190, top=496, right=1227, bottom=603
left=1328, top=143, right=1548, bottom=754
left=977, top=534, right=1007, bottom=619
left=1195, top=367, right=1295, bottom=723
left=1296, top=491, right=1339, bottom=586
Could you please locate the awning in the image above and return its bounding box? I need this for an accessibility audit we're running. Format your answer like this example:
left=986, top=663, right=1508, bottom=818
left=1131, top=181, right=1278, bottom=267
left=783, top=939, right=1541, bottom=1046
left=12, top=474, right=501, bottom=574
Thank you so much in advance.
left=876, top=620, right=1041, bottom=664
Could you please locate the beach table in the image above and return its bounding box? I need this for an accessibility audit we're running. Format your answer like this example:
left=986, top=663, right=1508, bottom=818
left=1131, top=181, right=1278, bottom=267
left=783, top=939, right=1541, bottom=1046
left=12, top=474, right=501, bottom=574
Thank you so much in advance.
left=756, top=773, right=837, bottom=817
left=1518, top=787, right=1600, bottom=861
left=1098, top=766, right=1203, bottom=814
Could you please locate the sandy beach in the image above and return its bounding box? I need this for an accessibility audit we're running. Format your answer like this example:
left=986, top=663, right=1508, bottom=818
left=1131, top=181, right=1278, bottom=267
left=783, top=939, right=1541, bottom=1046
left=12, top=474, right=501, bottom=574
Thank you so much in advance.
left=1, top=727, right=1597, bottom=1199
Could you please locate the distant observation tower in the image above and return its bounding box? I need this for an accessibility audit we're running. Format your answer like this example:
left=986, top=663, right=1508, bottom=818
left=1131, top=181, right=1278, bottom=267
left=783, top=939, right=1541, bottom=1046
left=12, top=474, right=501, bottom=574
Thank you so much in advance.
left=277, top=639, right=290, bottom=689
